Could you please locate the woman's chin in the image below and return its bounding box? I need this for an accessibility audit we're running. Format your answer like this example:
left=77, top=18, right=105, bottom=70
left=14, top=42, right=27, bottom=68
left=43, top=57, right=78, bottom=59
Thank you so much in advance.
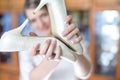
left=42, top=31, right=52, bottom=36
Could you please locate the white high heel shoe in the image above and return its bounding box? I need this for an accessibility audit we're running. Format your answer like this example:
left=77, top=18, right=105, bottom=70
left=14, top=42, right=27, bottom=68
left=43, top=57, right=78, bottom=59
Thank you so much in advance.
left=0, top=0, right=83, bottom=63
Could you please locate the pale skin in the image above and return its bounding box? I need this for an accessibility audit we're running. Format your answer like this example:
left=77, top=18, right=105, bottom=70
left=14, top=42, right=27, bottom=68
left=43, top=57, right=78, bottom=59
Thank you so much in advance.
left=25, top=8, right=91, bottom=80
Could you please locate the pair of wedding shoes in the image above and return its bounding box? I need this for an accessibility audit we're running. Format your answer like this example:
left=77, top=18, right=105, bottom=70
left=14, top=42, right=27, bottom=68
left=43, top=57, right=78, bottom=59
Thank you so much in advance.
left=0, top=0, right=83, bottom=63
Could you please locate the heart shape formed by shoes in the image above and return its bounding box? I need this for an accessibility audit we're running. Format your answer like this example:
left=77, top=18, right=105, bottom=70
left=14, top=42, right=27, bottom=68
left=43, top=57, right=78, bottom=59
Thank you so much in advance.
left=0, top=0, right=83, bottom=63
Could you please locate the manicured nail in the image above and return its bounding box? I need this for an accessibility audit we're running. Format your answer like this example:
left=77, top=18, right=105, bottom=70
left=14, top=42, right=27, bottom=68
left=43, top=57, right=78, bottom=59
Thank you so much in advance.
left=48, top=57, right=53, bottom=60
left=54, top=58, right=60, bottom=62
left=48, top=58, right=54, bottom=61
left=64, top=37, right=68, bottom=40
left=42, top=55, right=45, bottom=58
left=49, top=59, right=55, bottom=62
left=71, top=40, right=75, bottom=44
left=64, top=21, right=67, bottom=25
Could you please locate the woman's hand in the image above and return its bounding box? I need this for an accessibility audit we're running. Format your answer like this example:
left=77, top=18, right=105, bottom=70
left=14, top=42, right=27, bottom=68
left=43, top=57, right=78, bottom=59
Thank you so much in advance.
left=29, top=28, right=62, bottom=61
left=30, top=38, right=62, bottom=61
left=62, top=15, right=82, bottom=44
left=29, top=34, right=62, bottom=80
left=62, top=16, right=92, bottom=79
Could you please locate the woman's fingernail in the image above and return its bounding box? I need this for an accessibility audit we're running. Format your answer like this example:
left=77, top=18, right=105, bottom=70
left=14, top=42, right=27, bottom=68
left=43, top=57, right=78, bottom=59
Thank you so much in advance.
left=48, top=57, right=52, bottom=60
left=64, top=21, right=67, bottom=24
left=42, top=55, right=45, bottom=58
left=49, top=59, right=54, bottom=61
left=64, top=37, right=68, bottom=40
left=71, top=41, right=73, bottom=44
left=54, top=58, right=60, bottom=62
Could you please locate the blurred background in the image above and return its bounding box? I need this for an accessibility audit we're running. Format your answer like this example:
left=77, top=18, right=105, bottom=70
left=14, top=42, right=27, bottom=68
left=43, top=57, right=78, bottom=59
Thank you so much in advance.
left=0, top=0, right=120, bottom=80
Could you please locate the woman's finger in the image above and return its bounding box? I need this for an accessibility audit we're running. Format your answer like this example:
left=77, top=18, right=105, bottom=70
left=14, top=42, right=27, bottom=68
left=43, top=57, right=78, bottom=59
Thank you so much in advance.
left=73, top=35, right=82, bottom=44
left=66, top=27, right=80, bottom=40
left=30, top=43, right=40, bottom=56
left=40, top=39, right=51, bottom=56
left=62, top=24, right=76, bottom=37
left=46, top=40, right=57, bottom=59
left=65, top=15, right=72, bottom=24
left=54, top=45, right=62, bottom=61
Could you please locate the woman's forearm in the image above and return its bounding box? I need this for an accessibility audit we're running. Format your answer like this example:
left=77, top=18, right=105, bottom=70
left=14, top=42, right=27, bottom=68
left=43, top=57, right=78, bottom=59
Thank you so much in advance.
left=29, top=58, right=59, bottom=80
left=29, top=54, right=92, bottom=80
left=74, top=54, right=92, bottom=79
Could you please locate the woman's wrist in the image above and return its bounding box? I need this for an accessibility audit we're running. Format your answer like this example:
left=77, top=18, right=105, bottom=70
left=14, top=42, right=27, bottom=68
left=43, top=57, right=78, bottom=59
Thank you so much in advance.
left=73, top=53, right=91, bottom=78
